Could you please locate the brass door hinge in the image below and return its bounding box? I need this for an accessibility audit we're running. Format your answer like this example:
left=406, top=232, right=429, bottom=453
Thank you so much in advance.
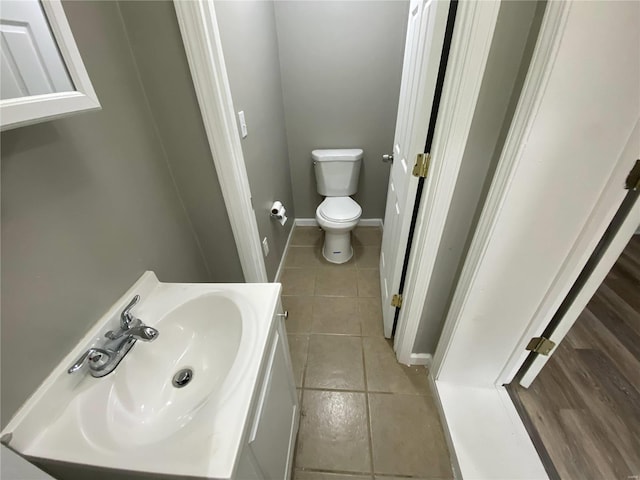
left=412, top=153, right=431, bottom=178
left=625, top=159, right=640, bottom=191
left=391, top=294, right=403, bottom=308
left=526, top=336, right=556, bottom=355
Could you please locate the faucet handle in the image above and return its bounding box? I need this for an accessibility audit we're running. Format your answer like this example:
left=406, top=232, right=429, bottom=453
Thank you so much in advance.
left=121, top=295, right=140, bottom=328
left=127, top=325, right=159, bottom=342
left=68, top=348, right=111, bottom=374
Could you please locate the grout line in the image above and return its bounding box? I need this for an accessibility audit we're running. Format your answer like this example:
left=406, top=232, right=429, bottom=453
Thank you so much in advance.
left=294, top=467, right=451, bottom=480
left=299, top=293, right=314, bottom=391
left=287, top=332, right=388, bottom=339
left=283, top=265, right=381, bottom=271
left=300, top=335, right=310, bottom=392
left=298, top=386, right=431, bottom=396
left=362, top=335, right=376, bottom=476
left=294, top=467, right=374, bottom=477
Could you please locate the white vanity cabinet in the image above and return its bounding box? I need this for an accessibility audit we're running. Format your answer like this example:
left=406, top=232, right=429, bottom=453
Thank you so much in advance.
left=236, top=305, right=299, bottom=480
left=2, top=274, right=298, bottom=480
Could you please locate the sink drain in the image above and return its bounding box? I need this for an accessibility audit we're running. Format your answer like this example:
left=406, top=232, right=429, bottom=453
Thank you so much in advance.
left=172, top=368, right=194, bottom=388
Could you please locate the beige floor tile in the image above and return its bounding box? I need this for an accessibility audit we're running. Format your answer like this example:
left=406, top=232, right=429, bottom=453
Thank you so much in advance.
left=363, top=337, right=429, bottom=394
left=354, top=246, right=381, bottom=269
left=283, top=296, right=314, bottom=333
left=288, top=335, right=309, bottom=388
left=369, top=394, right=452, bottom=477
left=352, top=227, right=382, bottom=246
left=305, top=335, right=365, bottom=390
left=281, top=268, right=316, bottom=296
left=312, top=297, right=360, bottom=335
left=318, top=251, right=357, bottom=269
left=296, top=390, right=371, bottom=472
left=357, top=269, right=380, bottom=298
left=292, top=227, right=323, bottom=246
left=296, top=471, right=372, bottom=480
left=316, top=268, right=358, bottom=297
left=286, top=246, right=324, bottom=267
left=358, top=298, right=384, bottom=337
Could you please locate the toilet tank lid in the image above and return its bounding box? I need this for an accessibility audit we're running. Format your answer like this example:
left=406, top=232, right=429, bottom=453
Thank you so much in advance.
left=312, top=149, right=363, bottom=162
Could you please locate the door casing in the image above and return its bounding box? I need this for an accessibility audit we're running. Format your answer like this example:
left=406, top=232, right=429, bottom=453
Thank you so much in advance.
left=174, top=0, right=504, bottom=365
left=428, top=0, right=639, bottom=477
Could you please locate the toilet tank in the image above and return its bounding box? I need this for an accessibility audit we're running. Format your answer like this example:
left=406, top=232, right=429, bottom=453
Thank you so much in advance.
left=312, top=149, right=363, bottom=196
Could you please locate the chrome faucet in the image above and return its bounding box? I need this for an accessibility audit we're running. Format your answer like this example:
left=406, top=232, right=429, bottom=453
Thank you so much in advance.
left=68, top=295, right=159, bottom=377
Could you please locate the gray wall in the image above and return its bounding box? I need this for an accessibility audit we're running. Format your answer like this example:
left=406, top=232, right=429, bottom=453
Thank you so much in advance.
left=413, top=1, right=546, bottom=353
left=118, top=1, right=244, bottom=284
left=0, top=0, right=241, bottom=426
left=216, top=0, right=295, bottom=281
left=274, top=1, right=409, bottom=218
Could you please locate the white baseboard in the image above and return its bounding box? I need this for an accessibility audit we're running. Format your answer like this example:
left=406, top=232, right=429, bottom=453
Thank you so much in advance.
left=295, top=218, right=320, bottom=227
left=295, top=218, right=383, bottom=228
left=274, top=223, right=296, bottom=283
left=360, top=218, right=384, bottom=228
left=409, top=353, right=432, bottom=366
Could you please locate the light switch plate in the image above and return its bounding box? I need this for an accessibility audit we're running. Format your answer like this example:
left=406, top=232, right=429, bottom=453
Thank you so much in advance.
left=238, top=111, right=248, bottom=138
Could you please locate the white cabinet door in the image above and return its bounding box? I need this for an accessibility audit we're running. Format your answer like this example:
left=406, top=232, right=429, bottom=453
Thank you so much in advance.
left=246, top=319, right=298, bottom=479
left=1, top=0, right=73, bottom=100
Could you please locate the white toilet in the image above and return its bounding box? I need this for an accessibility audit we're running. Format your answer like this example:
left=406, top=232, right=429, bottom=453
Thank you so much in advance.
left=313, top=148, right=363, bottom=264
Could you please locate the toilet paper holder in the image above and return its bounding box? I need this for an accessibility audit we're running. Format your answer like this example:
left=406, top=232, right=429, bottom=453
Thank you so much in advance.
left=270, top=201, right=288, bottom=226
left=270, top=201, right=285, bottom=218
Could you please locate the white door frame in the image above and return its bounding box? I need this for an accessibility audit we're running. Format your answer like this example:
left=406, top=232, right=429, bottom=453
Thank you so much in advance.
left=173, top=0, right=551, bottom=477
left=173, top=0, right=267, bottom=283
left=519, top=183, right=640, bottom=387
left=432, top=0, right=640, bottom=387
left=508, top=122, right=640, bottom=387
left=172, top=0, right=503, bottom=311
left=427, top=0, right=639, bottom=476
left=394, top=0, right=501, bottom=364
left=432, top=0, right=572, bottom=381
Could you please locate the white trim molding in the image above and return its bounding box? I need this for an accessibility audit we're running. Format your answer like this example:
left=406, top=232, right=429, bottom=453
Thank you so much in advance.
left=394, top=0, right=501, bottom=365
left=274, top=222, right=296, bottom=284
left=174, top=0, right=267, bottom=283
left=409, top=353, right=432, bottom=366
left=1, top=0, right=101, bottom=131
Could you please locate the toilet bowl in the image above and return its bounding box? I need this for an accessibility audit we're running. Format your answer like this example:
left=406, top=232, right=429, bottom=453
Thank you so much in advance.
left=316, top=196, right=362, bottom=264
left=312, top=148, right=363, bottom=264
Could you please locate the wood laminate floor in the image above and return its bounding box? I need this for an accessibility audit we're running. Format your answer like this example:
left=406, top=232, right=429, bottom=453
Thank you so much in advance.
left=509, top=234, right=640, bottom=480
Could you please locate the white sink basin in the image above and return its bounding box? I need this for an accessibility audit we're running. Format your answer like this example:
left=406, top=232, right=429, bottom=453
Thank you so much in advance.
left=81, top=293, right=244, bottom=449
left=1, top=272, right=281, bottom=479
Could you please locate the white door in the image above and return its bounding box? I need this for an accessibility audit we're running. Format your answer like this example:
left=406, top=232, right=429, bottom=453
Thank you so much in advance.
left=0, top=0, right=73, bottom=100
left=380, top=0, right=450, bottom=337
left=518, top=126, right=640, bottom=387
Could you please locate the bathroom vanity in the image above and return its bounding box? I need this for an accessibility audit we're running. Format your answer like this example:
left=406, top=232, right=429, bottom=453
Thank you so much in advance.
left=1, top=272, right=299, bottom=480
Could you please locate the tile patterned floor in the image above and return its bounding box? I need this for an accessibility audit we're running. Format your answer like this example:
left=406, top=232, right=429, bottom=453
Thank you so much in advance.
left=281, top=226, right=453, bottom=480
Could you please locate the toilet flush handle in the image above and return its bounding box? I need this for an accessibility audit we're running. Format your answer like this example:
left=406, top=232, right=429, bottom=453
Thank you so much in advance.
left=382, top=154, right=394, bottom=164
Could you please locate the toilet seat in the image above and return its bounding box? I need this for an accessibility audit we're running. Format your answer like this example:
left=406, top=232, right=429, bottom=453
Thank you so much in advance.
left=317, top=197, right=362, bottom=223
